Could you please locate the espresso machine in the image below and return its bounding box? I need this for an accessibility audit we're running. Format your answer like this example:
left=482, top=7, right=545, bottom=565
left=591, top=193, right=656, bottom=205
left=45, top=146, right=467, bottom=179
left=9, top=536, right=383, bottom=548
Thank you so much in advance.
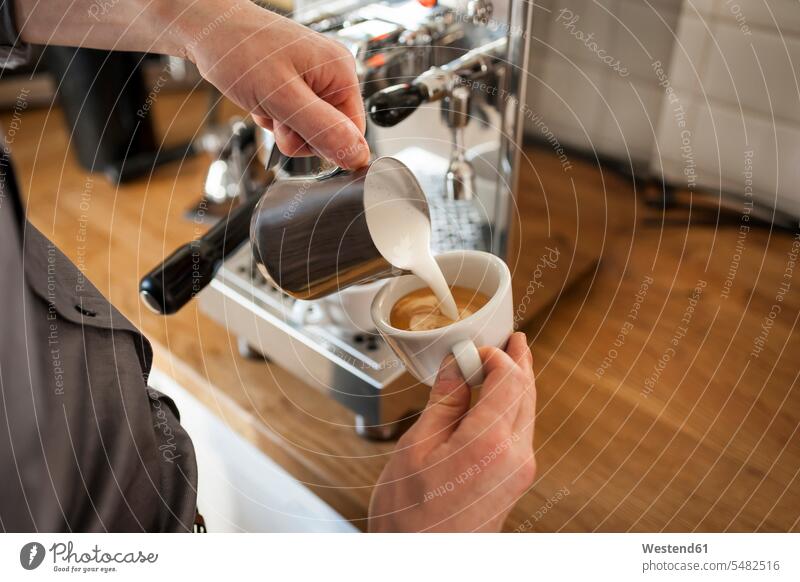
left=143, top=0, right=533, bottom=439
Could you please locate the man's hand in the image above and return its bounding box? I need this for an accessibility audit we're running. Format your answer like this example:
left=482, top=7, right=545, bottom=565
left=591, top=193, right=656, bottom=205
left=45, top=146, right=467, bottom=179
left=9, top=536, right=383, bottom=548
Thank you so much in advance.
left=369, top=332, right=537, bottom=532
left=15, top=0, right=370, bottom=169
left=185, top=3, right=369, bottom=168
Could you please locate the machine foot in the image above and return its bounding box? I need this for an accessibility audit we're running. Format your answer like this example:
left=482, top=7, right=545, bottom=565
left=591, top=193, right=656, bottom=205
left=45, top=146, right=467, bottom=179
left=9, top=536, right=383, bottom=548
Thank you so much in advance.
left=237, top=337, right=271, bottom=362
left=354, top=414, right=417, bottom=441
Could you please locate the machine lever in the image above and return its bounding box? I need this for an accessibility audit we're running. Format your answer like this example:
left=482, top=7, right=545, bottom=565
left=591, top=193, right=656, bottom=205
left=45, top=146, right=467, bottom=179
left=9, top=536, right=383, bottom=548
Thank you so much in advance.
left=366, top=38, right=506, bottom=128
left=139, top=193, right=260, bottom=315
left=367, top=83, right=428, bottom=127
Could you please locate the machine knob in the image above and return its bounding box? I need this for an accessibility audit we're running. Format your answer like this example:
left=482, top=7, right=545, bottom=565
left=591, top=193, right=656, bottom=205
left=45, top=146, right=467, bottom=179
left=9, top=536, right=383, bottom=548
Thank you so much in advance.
left=367, top=83, right=429, bottom=127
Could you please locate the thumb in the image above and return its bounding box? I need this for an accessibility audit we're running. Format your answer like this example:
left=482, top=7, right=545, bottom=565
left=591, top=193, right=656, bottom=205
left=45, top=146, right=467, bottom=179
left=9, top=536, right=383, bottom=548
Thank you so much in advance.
left=404, top=356, right=471, bottom=450
left=269, top=78, right=369, bottom=169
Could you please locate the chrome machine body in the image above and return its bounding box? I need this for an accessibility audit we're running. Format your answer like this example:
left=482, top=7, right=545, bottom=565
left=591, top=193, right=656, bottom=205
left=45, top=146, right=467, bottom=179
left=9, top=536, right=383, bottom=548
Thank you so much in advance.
left=197, top=0, right=532, bottom=439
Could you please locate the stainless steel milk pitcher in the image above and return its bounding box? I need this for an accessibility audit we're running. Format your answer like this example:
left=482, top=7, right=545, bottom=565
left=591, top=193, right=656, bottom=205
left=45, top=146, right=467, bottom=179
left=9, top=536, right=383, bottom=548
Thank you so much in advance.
left=140, top=155, right=430, bottom=313
left=251, top=166, right=385, bottom=300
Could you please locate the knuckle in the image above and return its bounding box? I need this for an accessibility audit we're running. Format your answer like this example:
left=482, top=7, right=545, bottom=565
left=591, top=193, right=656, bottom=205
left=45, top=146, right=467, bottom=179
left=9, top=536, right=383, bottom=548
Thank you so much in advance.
left=270, top=82, right=303, bottom=113
left=317, top=38, right=351, bottom=66
left=516, top=455, right=537, bottom=487
left=478, top=425, right=510, bottom=450
left=273, top=135, right=298, bottom=156
left=480, top=346, right=503, bottom=362
left=333, top=42, right=354, bottom=63
left=406, top=444, right=428, bottom=469
left=509, top=368, right=530, bottom=393
left=328, top=120, right=354, bottom=143
left=322, top=141, right=349, bottom=163
left=520, top=348, right=534, bottom=369
left=395, top=428, right=417, bottom=451
left=273, top=131, right=305, bottom=157
left=395, top=436, right=427, bottom=468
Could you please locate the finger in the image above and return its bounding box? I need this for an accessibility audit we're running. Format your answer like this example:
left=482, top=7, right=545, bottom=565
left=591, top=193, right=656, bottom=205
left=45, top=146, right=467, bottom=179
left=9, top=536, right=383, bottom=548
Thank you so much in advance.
left=269, top=78, right=370, bottom=169
left=505, top=332, right=533, bottom=370
left=273, top=122, right=315, bottom=157
left=505, top=332, right=536, bottom=438
left=514, top=392, right=536, bottom=444
left=327, top=80, right=366, bottom=136
left=468, top=346, right=527, bottom=424
left=251, top=113, right=273, bottom=131
left=403, top=355, right=471, bottom=451
left=513, top=369, right=536, bottom=442
left=313, top=53, right=365, bottom=136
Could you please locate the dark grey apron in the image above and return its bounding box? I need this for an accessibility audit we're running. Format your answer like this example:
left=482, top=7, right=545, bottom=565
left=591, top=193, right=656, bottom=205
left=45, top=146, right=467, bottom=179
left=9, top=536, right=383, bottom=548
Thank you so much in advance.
left=0, top=1, right=198, bottom=528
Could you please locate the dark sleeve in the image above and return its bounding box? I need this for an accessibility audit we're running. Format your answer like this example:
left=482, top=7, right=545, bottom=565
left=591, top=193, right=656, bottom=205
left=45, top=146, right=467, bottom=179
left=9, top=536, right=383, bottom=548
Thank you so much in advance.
left=0, top=219, right=199, bottom=532
left=0, top=0, right=31, bottom=69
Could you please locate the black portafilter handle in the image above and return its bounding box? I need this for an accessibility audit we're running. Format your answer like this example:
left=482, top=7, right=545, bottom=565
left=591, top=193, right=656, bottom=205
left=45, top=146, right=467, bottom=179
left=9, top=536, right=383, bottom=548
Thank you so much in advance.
left=367, top=82, right=429, bottom=127
left=139, top=193, right=260, bottom=315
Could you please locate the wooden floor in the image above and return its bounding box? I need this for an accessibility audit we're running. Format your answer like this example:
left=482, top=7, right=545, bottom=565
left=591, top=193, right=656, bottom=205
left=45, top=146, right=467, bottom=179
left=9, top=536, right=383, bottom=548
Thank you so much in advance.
left=4, top=90, right=799, bottom=532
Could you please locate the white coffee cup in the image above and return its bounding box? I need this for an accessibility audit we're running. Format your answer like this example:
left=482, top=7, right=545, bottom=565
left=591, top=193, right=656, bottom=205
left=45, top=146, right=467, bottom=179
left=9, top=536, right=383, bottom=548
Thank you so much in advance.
left=371, top=250, right=513, bottom=387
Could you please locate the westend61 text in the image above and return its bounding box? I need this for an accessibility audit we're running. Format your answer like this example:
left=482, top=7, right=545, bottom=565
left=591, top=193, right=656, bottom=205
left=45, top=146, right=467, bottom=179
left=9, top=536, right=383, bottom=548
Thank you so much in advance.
left=642, top=543, right=708, bottom=554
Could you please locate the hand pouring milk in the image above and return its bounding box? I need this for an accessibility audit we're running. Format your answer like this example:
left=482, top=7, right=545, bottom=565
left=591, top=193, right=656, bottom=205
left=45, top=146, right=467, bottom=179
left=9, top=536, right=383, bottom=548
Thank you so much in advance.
left=363, top=157, right=459, bottom=321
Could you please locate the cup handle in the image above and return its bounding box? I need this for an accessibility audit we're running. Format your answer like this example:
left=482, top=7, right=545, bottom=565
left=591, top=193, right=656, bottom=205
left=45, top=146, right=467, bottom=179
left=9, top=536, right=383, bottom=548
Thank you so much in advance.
left=451, top=340, right=484, bottom=387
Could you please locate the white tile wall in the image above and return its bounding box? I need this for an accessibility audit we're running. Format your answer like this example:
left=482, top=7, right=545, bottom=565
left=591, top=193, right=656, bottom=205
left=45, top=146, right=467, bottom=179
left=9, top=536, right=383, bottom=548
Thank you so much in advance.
left=535, top=58, right=608, bottom=152
left=692, top=102, right=753, bottom=184
left=772, top=124, right=800, bottom=218
left=599, top=76, right=664, bottom=161
left=547, top=0, right=617, bottom=63
left=525, top=0, right=682, bottom=164
left=523, top=0, right=800, bottom=216
left=675, top=102, right=800, bottom=218
left=668, top=10, right=712, bottom=94
left=650, top=0, right=800, bottom=217
left=704, top=23, right=800, bottom=123
left=523, top=0, right=556, bottom=116
left=612, top=0, right=681, bottom=79
left=711, top=0, right=800, bottom=36
left=685, top=0, right=715, bottom=16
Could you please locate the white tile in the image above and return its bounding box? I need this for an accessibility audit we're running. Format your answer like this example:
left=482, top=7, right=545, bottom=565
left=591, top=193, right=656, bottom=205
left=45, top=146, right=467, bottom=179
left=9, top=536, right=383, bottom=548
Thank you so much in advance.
left=760, top=120, right=800, bottom=217
left=598, top=76, right=664, bottom=163
left=668, top=11, right=712, bottom=94
left=529, top=57, right=608, bottom=150
left=650, top=95, right=703, bottom=187
left=650, top=96, right=680, bottom=176
left=655, top=99, right=800, bottom=218
left=713, top=0, right=800, bottom=36
left=529, top=1, right=559, bottom=81
left=749, top=29, right=800, bottom=123
left=704, top=23, right=800, bottom=123
left=548, top=0, right=616, bottom=62
left=647, top=0, right=686, bottom=12
left=692, top=103, right=757, bottom=185
left=613, top=0, right=682, bottom=79
left=537, top=119, right=599, bottom=152
left=685, top=0, right=716, bottom=16
left=701, top=109, right=800, bottom=218
left=536, top=57, right=608, bottom=122
left=702, top=23, right=765, bottom=109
